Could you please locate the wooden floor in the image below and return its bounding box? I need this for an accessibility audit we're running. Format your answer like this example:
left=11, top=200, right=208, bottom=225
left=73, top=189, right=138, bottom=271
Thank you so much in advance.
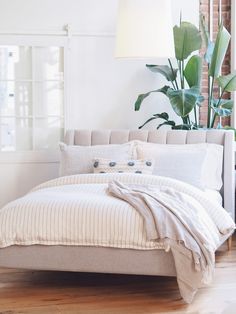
left=0, top=237, right=235, bottom=314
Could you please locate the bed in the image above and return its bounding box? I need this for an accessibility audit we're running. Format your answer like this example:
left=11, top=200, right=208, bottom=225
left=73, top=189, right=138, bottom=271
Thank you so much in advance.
left=0, top=129, right=235, bottom=303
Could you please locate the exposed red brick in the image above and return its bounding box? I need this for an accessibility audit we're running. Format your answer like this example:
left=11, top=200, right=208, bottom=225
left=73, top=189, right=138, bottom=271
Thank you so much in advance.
left=199, top=0, right=231, bottom=126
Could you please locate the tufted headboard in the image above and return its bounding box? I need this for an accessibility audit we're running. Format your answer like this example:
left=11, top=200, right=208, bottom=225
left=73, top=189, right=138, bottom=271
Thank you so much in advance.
left=64, top=129, right=235, bottom=220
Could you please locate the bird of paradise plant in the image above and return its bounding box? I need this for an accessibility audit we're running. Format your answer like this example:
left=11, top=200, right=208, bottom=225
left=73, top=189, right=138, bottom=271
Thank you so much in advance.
left=135, top=16, right=235, bottom=131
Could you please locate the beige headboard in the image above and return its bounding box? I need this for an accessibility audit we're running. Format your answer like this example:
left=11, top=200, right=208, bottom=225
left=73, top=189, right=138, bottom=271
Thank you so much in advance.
left=64, top=129, right=235, bottom=221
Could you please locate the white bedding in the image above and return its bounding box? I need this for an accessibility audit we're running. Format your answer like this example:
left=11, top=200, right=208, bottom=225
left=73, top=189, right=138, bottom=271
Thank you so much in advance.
left=0, top=173, right=234, bottom=250
left=204, top=189, right=223, bottom=205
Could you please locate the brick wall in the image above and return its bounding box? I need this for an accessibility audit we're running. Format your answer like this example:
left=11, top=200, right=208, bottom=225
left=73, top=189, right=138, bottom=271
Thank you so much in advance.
left=199, top=0, right=231, bottom=126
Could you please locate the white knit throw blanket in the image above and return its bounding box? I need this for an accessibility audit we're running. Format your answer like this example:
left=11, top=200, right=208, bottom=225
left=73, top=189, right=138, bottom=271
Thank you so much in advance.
left=108, top=180, right=229, bottom=303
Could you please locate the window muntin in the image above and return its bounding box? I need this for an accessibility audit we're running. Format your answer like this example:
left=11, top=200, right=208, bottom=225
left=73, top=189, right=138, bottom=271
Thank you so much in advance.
left=0, top=45, right=64, bottom=152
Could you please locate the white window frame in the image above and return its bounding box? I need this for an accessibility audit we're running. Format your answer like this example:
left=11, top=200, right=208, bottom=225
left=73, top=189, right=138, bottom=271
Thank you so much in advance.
left=0, top=34, right=69, bottom=163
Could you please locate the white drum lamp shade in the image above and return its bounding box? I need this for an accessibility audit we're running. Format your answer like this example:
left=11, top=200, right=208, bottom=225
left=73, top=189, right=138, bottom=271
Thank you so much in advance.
left=115, top=0, right=175, bottom=59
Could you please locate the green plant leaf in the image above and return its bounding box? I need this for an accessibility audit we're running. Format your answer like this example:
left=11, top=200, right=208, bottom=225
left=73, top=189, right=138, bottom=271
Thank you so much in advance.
left=156, top=120, right=176, bottom=129
left=196, top=95, right=205, bottom=106
left=173, top=22, right=202, bottom=61
left=212, top=99, right=233, bottom=117
left=212, top=107, right=232, bottom=117
left=209, top=24, right=231, bottom=79
left=166, top=87, right=200, bottom=117
left=184, top=55, right=203, bottom=88
left=138, top=112, right=174, bottom=129
left=138, top=116, right=159, bottom=129
left=200, top=14, right=209, bottom=48
left=217, top=71, right=236, bottom=92
left=146, top=65, right=178, bottom=82
left=200, top=14, right=215, bottom=64
left=172, top=124, right=192, bottom=130
left=205, top=42, right=215, bottom=64
left=153, top=112, right=169, bottom=120
left=212, top=98, right=234, bottom=109
left=221, top=100, right=234, bottom=109
left=134, top=86, right=169, bottom=111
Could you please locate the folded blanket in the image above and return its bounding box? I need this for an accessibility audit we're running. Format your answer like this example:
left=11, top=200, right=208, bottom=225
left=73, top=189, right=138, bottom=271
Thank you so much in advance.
left=108, top=180, right=235, bottom=303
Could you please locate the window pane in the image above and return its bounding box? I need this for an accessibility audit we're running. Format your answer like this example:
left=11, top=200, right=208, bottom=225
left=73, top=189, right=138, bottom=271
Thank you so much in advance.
left=34, top=81, right=63, bottom=116
left=0, top=46, right=32, bottom=80
left=0, top=118, right=33, bottom=151
left=0, top=82, right=32, bottom=116
left=33, top=46, right=64, bottom=81
left=34, top=117, right=63, bottom=150
left=0, top=44, right=64, bottom=152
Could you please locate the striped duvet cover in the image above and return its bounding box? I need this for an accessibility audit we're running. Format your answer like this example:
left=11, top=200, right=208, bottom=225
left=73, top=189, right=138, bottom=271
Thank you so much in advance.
left=0, top=173, right=234, bottom=249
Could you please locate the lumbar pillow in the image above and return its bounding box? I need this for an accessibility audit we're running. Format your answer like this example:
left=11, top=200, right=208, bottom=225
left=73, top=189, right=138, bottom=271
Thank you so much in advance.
left=59, top=142, right=135, bottom=176
left=93, top=158, right=154, bottom=175
left=135, top=141, right=223, bottom=190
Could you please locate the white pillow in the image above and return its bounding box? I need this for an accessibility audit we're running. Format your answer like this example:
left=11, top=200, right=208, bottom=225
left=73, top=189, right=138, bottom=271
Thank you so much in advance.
left=199, top=143, right=224, bottom=191
left=59, top=142, right=134, bottom=176
left=93, top=158, right=154, bottom=175
left=135, top=142, right=223, bottom=190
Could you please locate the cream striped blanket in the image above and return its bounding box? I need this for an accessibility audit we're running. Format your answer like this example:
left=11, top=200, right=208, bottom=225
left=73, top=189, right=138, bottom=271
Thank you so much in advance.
left=0, top=173, right=234, bottom=251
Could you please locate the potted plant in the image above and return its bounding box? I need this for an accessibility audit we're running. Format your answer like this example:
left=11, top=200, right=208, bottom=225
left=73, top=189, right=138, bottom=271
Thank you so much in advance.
left=135, top=17, right=235, bottom=131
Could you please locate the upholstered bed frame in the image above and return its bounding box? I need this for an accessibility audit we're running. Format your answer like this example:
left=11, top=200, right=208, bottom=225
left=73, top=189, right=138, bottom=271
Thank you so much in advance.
left=0, top=129, right=234, bottom=276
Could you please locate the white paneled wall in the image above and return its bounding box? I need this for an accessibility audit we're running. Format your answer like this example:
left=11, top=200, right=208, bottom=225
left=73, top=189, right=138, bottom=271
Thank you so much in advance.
left=0, top=0, right=199, bottom=207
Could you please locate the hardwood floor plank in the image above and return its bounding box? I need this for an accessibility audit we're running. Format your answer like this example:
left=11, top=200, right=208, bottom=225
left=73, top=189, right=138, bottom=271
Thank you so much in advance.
left=0, top=236, right=235, bottom=313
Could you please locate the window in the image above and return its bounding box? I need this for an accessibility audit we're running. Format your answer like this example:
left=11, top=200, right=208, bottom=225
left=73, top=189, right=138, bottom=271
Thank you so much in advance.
left=0, top=42, right=65, bottom=152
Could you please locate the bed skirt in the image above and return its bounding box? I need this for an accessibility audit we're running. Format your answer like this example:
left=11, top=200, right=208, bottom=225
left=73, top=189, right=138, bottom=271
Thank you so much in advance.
left=0, top=245, right=177, bottom=276
left=0, top=233, right=231, bottom=278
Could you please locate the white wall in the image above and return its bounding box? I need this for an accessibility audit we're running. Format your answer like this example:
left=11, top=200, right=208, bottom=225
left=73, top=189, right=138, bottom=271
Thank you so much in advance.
left=0, top=162, right=58, bottom=205
left=0, top=0, right=199, bottom=207
left=67, top=0, right=199, bottom=130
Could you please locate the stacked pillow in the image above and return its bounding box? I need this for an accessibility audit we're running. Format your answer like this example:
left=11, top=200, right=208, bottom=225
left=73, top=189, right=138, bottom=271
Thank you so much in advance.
left=59, top=140, right=224, bottom=191
left=135, top=141, right=224, bottom=190
left=59, top=142, right=134, bottom=176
